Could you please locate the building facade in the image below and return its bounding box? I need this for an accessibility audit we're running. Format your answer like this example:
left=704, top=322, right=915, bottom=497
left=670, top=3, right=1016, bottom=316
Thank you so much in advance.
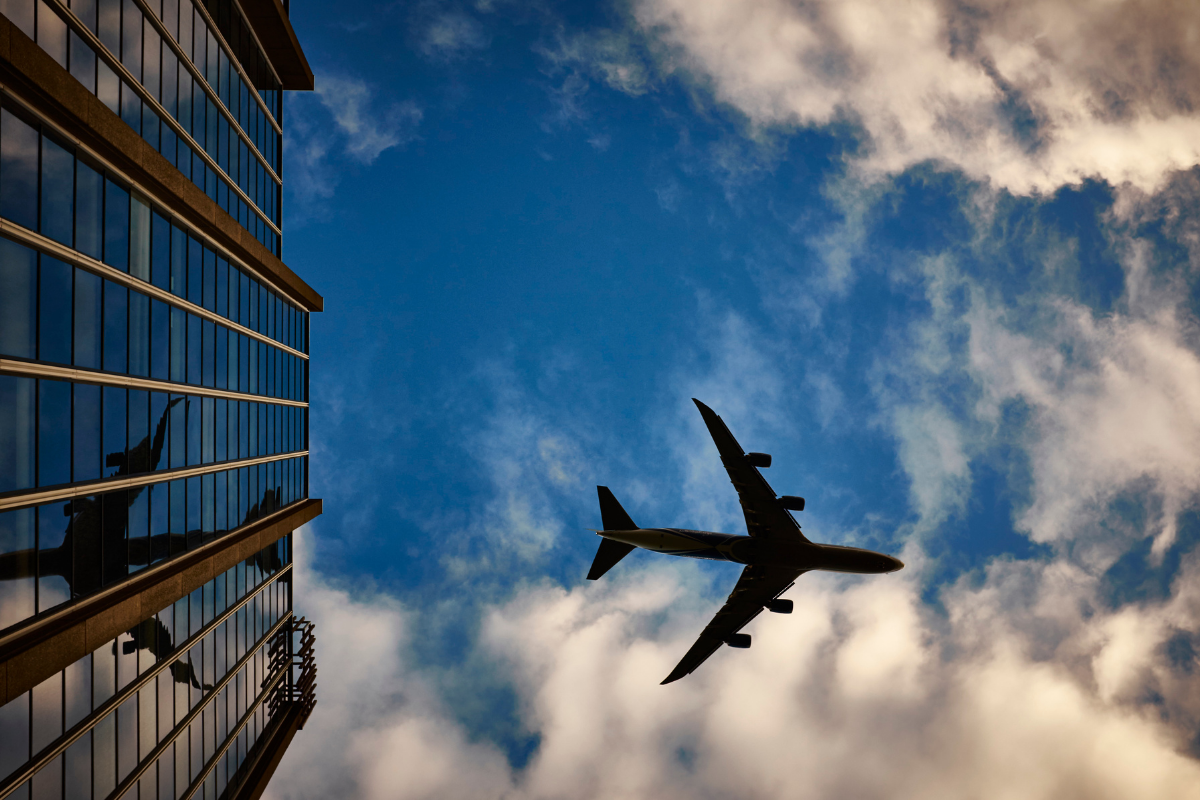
left=0, top=1, right=320, bottom=798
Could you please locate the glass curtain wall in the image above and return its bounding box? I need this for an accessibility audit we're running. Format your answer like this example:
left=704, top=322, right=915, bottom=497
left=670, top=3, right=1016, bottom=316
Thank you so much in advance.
left=7, top=0, right=284, bottom=256
left=0, top=537, right=294, bottom=800
left=0, top=92, right=310, bottom=637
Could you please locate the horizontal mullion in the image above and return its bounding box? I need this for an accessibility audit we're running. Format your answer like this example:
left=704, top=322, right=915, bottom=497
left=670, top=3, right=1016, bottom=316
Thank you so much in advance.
left=0, top=221, right=308, bottom=359
left=0, top=575, right=293, bottom=800
left=0, top=451, right=308, bottom=512
left=42, top=0, right=283, bottom=236
left=0, top=358, right=309, bottom=407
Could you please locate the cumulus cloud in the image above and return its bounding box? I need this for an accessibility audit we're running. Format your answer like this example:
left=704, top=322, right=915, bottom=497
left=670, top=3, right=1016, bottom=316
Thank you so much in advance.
left=625, top=0, right=1200, bottom=194
left=271, top=537, right=1200, bottom=800
left=263, top=532, right=516, bottom=800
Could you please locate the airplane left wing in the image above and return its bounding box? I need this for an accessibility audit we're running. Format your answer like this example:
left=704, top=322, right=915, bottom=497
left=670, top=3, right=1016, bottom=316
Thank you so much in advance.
left=661, top=564, right=804, bottom=684
left=693, top=399, right=808, bottom=542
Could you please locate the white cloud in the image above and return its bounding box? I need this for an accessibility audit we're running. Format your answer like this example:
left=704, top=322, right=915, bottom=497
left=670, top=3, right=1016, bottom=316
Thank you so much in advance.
left=626, top=0, right=1200, bottom=194
left=264, top=529, right=516, bottom=800
left=316, top=76, right=423, bottom=165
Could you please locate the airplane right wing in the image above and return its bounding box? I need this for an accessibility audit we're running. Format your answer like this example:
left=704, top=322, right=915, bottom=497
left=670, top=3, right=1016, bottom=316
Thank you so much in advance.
left=661, top=564, right=804, bottom=684
left=693, top=399, right=808, bottom=542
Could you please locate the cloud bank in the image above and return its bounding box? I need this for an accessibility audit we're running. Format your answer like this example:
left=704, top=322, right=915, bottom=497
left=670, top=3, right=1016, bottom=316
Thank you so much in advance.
left=626, top=0, right=1200, bottom=193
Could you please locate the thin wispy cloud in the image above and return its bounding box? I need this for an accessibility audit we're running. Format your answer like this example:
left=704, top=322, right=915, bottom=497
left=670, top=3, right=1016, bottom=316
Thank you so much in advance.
left=417, top=9, right=490, bottom=61
left=285, top=73, right=422, bottom=223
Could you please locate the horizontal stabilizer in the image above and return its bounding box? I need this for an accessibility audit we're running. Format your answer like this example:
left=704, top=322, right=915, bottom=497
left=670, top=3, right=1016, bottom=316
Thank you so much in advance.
left=588, top=537, right=635, bottom=580
left=597, top=486, right=636, bottom=531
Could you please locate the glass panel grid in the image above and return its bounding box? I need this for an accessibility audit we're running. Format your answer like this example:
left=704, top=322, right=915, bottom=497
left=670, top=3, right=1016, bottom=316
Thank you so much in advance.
left=25, top=0, right=282, bottom=256
left=0, top=106, right=308, bottom=354
left=0, top=544, right=293, bottom=799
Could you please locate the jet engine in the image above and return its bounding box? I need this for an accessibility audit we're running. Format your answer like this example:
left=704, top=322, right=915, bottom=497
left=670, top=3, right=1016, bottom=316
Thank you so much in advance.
left=726, top=633, right=751, bottom=648
left=746, top=452, right=772, bottom=468
left=767, top=599, right=793, bottom=614
left=779, top=495, right=805, bottom=511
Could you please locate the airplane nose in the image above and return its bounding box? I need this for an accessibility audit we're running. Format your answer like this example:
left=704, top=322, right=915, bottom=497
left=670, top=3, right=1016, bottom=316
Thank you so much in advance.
left=889, top=556, right=904, bottom=573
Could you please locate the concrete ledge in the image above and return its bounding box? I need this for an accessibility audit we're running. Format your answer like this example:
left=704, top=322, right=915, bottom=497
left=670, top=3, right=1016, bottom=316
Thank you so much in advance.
left=0, top=498, right=321, bottom=705
left=0, top=11, right=323, bottom=311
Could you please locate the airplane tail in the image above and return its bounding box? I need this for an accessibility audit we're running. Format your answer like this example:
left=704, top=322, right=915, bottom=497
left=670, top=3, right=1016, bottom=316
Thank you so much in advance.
left=587, top=486, right=637, bottom=580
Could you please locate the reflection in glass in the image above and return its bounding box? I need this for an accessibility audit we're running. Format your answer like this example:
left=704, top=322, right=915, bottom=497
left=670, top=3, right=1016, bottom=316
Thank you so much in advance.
left=73, top=383, right=101, bottom=483
left=1, top=108, right=38, bottom=231
left=0, top=376, right=35, bottom=494
left=151, top=211, right=170, bottom=291
left=39, top=256, right=72, bottom=365
left=130, top=194, right=151, bottom=281
left=76, top=157, right=103, bottom=259
left=104, top=178, right=129, bottom=271
left=129, top=289, right=150, bottom=377
left=74, top=268, right=102, bottom=369
left=103, top=490, right=128, bottom=586
left=41, top=134, right=74, bottom=246
left=0, top=238, right=36, bottom=358
left=0, top=507, right=35, bottom=629
left=169, top=480, right=185, bottom=558
left=188, top=313, right=201, bottom=385
left=151, top=298, right=169, bottom=381
left=102, top=386, right=126, bottom=478
left=150, top=392, right=171, bottom=472
left=187, top=397, right=200, bottom=466
left=170, top=306, right=185, bottom=383
left=64, top=729, right=91, bottom=800
left=188, top=237, right=202, bottom=306
left=103, top=280, right=128, bottom=373
left=37, top=380, right=70, bottom=487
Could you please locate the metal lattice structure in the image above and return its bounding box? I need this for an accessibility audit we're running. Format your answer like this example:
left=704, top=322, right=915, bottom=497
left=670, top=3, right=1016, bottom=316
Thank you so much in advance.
left=266, top=615, right=318, bottom=728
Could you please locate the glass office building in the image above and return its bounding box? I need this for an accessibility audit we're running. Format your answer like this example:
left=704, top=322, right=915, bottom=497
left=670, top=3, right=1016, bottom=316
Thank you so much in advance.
left=0, top=1, right=321, bottom=798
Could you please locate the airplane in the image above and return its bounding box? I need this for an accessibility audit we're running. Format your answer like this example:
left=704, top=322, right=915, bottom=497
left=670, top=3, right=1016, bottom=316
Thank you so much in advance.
left=587, top=399, right=904, bottom=684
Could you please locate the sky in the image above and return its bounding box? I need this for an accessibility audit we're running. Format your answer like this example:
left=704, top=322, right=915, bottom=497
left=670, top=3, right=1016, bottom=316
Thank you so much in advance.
left=264, top=1, right=1200, bottom=798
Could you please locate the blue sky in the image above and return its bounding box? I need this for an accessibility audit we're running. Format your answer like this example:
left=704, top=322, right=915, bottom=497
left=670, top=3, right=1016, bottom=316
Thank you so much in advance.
left=265, top=2, right=1200, bottom=798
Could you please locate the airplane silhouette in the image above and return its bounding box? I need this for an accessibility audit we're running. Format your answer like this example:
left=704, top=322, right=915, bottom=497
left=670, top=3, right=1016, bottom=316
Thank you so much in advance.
left=588, top=399, right=904, bottom=684
left=118, top=615, right=213, bottom=690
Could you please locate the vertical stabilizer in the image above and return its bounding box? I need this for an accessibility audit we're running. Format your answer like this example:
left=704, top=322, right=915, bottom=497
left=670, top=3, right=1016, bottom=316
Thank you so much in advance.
left=588, top=486, right=637, bottom=580
left=597, top=485, right=636, bottom=531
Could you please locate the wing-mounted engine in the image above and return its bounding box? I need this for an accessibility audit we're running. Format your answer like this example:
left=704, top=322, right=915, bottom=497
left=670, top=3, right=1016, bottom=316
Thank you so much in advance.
left=725, top=633, right=751, bottom=648
left=779, top=495, right=805, bottom=511
left=746, top=452, right=772, bottom=468
left=767, top=599, right=793, bottom=614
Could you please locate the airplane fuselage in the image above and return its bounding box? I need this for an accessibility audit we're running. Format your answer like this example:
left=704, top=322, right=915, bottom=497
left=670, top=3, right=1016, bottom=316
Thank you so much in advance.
left=599, top=528, right=902, bottom=574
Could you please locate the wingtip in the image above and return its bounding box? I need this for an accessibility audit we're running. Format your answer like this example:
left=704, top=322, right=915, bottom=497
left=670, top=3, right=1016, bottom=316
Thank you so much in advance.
left=660, top=667, right=687, bottom=685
